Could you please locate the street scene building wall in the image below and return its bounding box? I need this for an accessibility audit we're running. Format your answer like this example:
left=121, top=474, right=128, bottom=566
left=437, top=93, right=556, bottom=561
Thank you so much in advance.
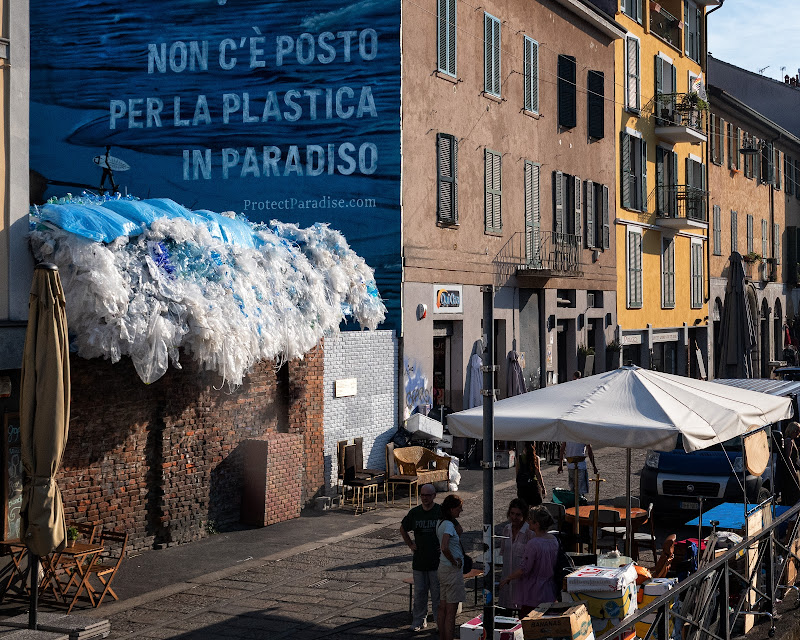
left=322, top=330, right=398, bottom=492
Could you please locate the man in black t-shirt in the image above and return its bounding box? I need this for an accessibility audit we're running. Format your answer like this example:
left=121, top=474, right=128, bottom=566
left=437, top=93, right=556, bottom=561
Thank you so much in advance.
left=400, top=484, right=441, bottom=632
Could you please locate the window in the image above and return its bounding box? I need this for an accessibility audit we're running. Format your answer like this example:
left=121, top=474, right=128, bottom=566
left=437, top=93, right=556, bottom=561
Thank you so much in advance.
left=627, top=227, right=643, bottom=309
left=762, top=219, right=768, bottom=259
left=523, top=37, right=539, bottom=113
left=621, top=132, right=647, bottom=212
left=587, top=70, right=604, bottom=139
left=761, top=142, right=773, bottom=185
left=713, top=205, right=721, bottom=255
left=775, top=148, right=782, bottom=190
left=742, top=133, right=755, bottom=179
left=746, top=214, right=753, bottom=254
left=661, top=236, right=675, bottom=309
left=795, top=159, right=800, bottom=200
left=484, top=13, right=501, bottom=97
left=656, top=146, right=678, bottom=216
left=437, top=0, right=457, bottom=76
left=557, top=55, right=577, bottom=129
left=685, top=157, right=706, bottom=220
left=584, top=181, right=609, bottom=250
left=731, top=210, right=738, bottom=252
left=524, top=161, right=541, bottom=265
left=437, top=133, right=458, bottom=224
left=655, top=55, right=677, bottom=124
left=622, top=0, right=642, bottom=23
left=553, top=171, right=581, bottom=236
left=710, top=114, right=723, bottom=165
left=691, top=241, right=703, bottom=308
left=775, top=223, right=781, bottom=265
left=728, top=124, right=741, bottom=171
left=484, top=149, right=501, bottom=232
left=785, top=154, right=794, bottom=196
left=684, top=1, right=702, bottom=63
left=625, top=36, right=641, bottom=113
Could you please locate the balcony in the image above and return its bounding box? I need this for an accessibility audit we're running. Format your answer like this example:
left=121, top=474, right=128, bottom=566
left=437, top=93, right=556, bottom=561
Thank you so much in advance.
left=650, top=3, right=682, bottom=50
left=653, top=93, right=708, bottom=144
left=494, top=231, right=583, bottom=284
left=743, top=257, right=775, bottom=283
left=651, top=185, right=708, bottom=229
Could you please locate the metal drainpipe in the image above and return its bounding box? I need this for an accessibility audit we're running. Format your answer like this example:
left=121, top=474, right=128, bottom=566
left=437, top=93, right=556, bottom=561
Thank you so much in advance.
left=703, top=0, right=725, bottom=373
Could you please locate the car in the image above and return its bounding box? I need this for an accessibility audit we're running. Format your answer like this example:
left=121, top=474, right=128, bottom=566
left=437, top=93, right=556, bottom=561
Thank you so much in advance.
left=774, top=366, right=800, bottom=381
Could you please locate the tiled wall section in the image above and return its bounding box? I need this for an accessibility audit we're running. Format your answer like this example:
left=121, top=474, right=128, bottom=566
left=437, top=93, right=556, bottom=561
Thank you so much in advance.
left=322, top=330, right=398, bottom=492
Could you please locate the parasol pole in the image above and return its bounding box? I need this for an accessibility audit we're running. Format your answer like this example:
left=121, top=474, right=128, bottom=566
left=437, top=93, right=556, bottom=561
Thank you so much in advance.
left=573, top=462, right=581, bottom=552
left=590, top=473, right=605, bottom=554
left=481, top=285, right=495, bottom=639
left=625, top=448, right=632, bottom=557
left=29, top=555, right=38, bottom=629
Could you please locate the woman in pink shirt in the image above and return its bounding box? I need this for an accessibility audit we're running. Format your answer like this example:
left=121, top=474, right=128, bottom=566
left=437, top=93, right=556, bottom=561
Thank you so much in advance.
left=498, top=505, right=560, bottom=617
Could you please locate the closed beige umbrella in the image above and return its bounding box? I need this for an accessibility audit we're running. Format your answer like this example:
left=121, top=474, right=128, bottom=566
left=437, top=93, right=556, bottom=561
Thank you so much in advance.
left=19, top=263, right=70, bottom=628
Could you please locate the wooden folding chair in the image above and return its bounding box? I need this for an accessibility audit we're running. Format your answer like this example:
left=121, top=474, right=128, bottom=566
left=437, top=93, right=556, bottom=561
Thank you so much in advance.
left=83, top=529, right=128, bottom=608
left=53, top=522, right=101, bottom=596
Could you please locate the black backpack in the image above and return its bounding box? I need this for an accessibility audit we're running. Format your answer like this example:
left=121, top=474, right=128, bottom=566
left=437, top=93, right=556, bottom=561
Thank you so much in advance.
left=553, top=539, right=574, bottom=598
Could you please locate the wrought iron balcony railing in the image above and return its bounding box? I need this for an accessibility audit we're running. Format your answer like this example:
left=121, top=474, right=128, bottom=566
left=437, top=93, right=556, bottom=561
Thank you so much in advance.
left=494, top=230, right=582, bottom=283
left=650, top=4, right=681, bottom=49
left=653, top=92, right=707, bottom=133
left=651, top=185, right=709, bottom=222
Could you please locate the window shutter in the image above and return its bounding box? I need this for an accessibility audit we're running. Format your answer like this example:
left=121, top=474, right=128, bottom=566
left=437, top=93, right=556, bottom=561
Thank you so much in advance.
left=436, top=134, right=458, bottom=224
left=655, top=55, right=663, bottom=101
left=775, top=149, right=782, bottom=190
left=747, top=214, right=753, bottom=254
left=713, top=205, right=721, bottom=255
left=621, top=133, right=631, bottom=209
left=628, top=230, right=642, bottom=308
left=731, top=210, right=738, bottom=252
left=587, top=71, right=604, bottom=139
left=558, top=55, right=577, bottom=129
left=795, top=159, right=800, bottom=200
left=585, top=180, right=595, bottom=248
left=656, top=146, right=665, bottom=214
left=788, top=227, right=797, bottom=284
left=493, top=151, right=501, bottom=230
left=671, top=151, right=679, bottom=216
left=554, top=170, right=564, bottom=235
left=524, top=37, right=539, bottom=113
left=736, top=128, right=741, bottom=170
left=485, top=150, right=492, bottom=230
left=484, top=14, right=500, bottom=96
left=786, top=155, right=793, bottom=196
left=762, top=219, right=768, bottom=261
left=775, top=223, right=781, bottom=265
left=719, top=118, right=725, bottom=166
left=574, top=176, right=582, bottom=240
left=602, top=185, right=610, bottom=250
left=626, top=38, right=640, bottom=111
left=525, top=161, right=540, bottom=265
left=447, top=0, right=456, bottom=75
left=727, top=123, right=734, bottom=169
left=641, top=139, right=648, bottom=212
left=484, top=149, right=501, bottom=232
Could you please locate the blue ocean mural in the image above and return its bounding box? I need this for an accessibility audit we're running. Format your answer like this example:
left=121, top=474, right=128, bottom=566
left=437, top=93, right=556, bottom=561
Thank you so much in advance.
left=30, top=0, right=401, bottom=328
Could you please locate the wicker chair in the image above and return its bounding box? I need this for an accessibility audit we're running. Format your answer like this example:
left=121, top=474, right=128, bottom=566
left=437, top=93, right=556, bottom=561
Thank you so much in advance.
left=392, top=446, right=450, bottom=487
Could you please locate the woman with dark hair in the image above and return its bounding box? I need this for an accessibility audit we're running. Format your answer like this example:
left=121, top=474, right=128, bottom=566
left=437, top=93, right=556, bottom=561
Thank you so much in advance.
left=516, top=442, right=545, bottom=507
left=436, top=494, right=465, bottom=640
left=498, top=505, right=560, bottom=617
left=498, top=498, right=533, bottom=611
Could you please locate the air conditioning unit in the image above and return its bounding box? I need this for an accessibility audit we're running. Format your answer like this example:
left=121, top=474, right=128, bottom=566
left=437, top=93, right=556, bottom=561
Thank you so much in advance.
left=587, top=292, right=595, bottom=308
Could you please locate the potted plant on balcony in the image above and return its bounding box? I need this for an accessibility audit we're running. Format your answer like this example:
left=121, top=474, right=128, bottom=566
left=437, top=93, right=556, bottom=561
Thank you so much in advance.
left=743, top=251, right=762, bottom=263
left=679, top=91, right=709, bottom=112
left=606, top=340, right=621, bottom=370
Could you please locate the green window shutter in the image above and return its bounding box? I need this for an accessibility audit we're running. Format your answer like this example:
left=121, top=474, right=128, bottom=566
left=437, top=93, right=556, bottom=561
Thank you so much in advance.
left=719, top=118, right=725, bottom=166
left=558, top=55, right=577, bottom=129
left=524, top=37, right=539, bottom=113
left=641, top=139, right=648, bottom=212
left=585, top=180, right=595, bottom=248
left=655, top=55, right=663, bottom=103
left=484, top=14, right=500, bottom=96
left=662, top=237, right=675, bottom=309
left=727, top=123, right=734, bottom=169
left=736, top=128, right=742, bottom=170
left=437, top=0, right=457, bottom=75
left=626, top=38, right=640, bottom=111
left=554, top=170, right=564, bottom=235
left=621, top=133, right=632, bottom=209
left=775, top=223, right=781, bottom=265
left=628, top=230, right=642, bottom=308
left=731, top=210, right=738, bottom=252
left=713, top=205, right=721, bottom=255
left=436, top=133, right=458, bottom=224
left=602, top=185, right=610, bottom=250
left=762, top=219, right=768, bottom=261
left=775, top=149, right=782, bottom=190
left=484, top=149, right=501, bottom=232
left=587, top=71, right=604, bottom=139
left=747, top=214, right=753, bottom=254
left=656, top=146, right=665, bottom=214
left=525, top=161, right=540, bottom=265
left=574, top=176, right=582, bottom=240
left=691, top=243, right=703, bottom=307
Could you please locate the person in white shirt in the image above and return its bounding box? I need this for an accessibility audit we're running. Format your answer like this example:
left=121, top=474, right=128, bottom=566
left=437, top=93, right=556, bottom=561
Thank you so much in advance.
left=558, top=441, right=598, bottom=497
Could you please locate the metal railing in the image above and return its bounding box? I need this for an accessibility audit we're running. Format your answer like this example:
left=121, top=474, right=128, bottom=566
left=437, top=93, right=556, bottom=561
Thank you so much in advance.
left=650, top=4, right=682, bottom=49
left=654, top=93, right=707, bottom=132
left=597, top=499, right=800, bottom=640
left=650, top=185, right=709, bottom=222
left=493, top=230, right=581, bottom=284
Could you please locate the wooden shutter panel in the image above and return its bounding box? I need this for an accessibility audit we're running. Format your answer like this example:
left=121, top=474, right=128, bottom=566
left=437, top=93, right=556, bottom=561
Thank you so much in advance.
left=655, top=56, right=663, bottom=102
left=438, top=0, right=447, bottom=73
left=525, top=162, right=541, bottom=264
left=656, top=147, right=665, bottom=214
left=763, top=219, right=768, bottom=259
left=713, top=205, right=721, bottom=255
left=558, top=55, right=576, bottom=129
left=484, top=15, right=492, bottom=94
left=554, top=170, right=564, bottom=235
left=528, top=40, right=539, bottom=112
left=788, top=227, right=797, bottom=284
left=626, top=38, right=637, bottom=110
left=585, top=180, right=595, bottom=248
left=493, top=151, right=501, bottom=229
left=485, top=150, right=492, bottom=230
left=447, top=0, right=456, bottom=75
left=775, top=223, right=781, bottom=265
left=574, top=176, right=582, bottom=240
left=437, top=134, right=457, bottom=224
left=602, top=185, right=610, bottom=249
left=641, top=139, right=648, bottom=212
left=588, top=71, right=604, bottom=139
left=621, top=133, right=631, bottom=209
left=736, top=128, right=741, bottom=170
left=492, top=18, right=500, bottom=95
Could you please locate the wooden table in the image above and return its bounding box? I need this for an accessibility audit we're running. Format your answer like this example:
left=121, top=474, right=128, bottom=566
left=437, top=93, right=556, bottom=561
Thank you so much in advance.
left=565, top=505, right=647, bottom=526
left=0, top=539, right=28, bottom=601
left=45, top=542, right=104, bottom=613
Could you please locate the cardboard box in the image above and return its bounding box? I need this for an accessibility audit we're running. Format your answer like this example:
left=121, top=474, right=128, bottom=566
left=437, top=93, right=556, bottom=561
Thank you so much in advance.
left=522, top=602, right=593, bottom=640
left=635, top=578, right=676, bottom=639
left=494, top=450, right=516, bottom=468
left=562, top=582, right=637, bottom=621
left=565, top=564, right=638, bottom=592
left=461, top=615, right=524, bottom=640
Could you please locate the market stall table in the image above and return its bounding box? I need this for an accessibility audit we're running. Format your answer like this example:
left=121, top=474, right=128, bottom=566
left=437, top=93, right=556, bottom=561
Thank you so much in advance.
left=565, top=505, right=647, bottom=527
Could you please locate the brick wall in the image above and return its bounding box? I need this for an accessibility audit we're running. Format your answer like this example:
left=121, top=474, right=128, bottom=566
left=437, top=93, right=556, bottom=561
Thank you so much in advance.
left=58, top=344, right=324, bottom=553
left=322, top=331, right=398, bottom=492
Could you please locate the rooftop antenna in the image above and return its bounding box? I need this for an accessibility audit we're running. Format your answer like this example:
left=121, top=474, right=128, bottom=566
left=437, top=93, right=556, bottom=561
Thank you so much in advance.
left=758, top=65, right=770, bottom=75
left=781, top=66, right=786, bottom=77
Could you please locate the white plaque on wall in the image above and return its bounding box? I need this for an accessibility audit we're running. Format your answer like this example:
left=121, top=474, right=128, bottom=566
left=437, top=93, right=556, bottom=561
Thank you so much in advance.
left=335, top=378, right=358, bottom=398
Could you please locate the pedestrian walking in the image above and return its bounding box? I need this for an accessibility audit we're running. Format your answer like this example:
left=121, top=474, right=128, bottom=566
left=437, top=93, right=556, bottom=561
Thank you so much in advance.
left=516, top=442, right=545, bottom=507
left=436, top=494, right=465, bottom=640
left=400, top=483, right=443, bottom=632
left=558, top=441, right=598, bottom=498
left=498, top=498, right=534, bottom=612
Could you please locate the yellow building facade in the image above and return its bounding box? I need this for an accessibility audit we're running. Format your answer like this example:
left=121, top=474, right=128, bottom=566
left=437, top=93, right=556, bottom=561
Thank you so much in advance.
left=609, top=0, right=715, bottom=375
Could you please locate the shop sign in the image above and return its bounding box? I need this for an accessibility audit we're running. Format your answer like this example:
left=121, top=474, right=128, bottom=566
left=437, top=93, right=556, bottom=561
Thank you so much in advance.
left=652, top=331, right=679, bottom=343
left=621, top=334, right=641, bottom=345
left=433, top=285, right=463, bottom=314
left=335, top=378, right=357, bottom=398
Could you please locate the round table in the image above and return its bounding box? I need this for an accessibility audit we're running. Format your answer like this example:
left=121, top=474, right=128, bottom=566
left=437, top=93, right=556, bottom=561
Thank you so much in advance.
left=565, top=505, right=647, bottom=526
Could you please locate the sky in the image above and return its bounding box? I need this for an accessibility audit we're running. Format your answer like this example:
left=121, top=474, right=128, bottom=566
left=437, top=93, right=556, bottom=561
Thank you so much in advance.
left=707, top=1, right=800, bottom=82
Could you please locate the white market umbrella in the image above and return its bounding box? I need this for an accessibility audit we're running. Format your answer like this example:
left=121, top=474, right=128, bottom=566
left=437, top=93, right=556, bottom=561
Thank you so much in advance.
left=448, top=366, right=792, bottom=452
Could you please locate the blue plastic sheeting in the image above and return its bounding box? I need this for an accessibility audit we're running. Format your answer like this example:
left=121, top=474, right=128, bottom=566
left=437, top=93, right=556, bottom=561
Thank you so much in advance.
left=685, top=503, right=790, bottom=529
left=102, top=199, right=165, bottom=228
left=39, top=203, right=143, bottom=242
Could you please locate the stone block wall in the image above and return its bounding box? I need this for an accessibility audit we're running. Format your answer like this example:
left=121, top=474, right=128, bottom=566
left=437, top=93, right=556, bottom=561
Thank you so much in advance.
left=322, top=330, right=398, bottom=492
left=57, top=344, right=323, bottom=553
